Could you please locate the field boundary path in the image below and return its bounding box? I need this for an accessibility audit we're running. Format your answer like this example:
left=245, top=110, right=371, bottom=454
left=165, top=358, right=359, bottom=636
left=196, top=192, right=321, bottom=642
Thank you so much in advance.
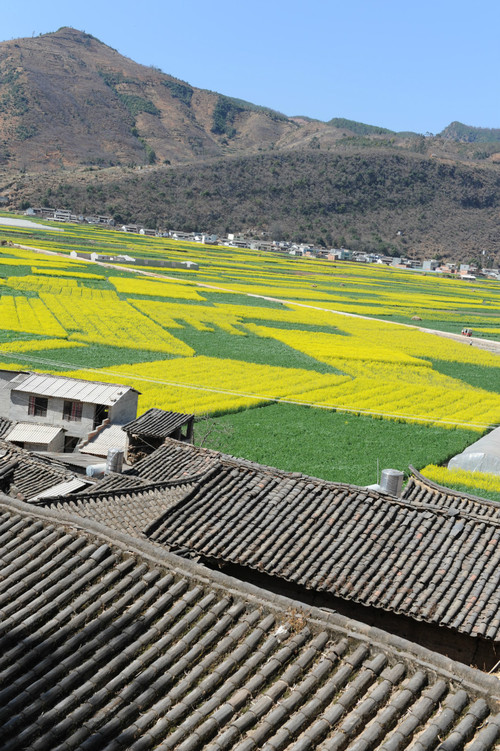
left=12, top=242, right=500, bottom=356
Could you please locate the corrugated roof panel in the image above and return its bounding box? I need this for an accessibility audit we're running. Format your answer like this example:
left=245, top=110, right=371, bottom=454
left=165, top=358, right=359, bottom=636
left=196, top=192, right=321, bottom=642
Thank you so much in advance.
left=12, top=373, right=136, bottom=405
left=5, top=423, right=64, bottom=443
left=30, top=478, right=90, bottom=501
left=80, top=424, right=127, bottom=457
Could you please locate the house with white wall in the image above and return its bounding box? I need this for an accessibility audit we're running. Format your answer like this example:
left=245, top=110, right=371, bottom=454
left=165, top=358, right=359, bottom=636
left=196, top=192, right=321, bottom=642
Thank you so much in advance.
left=0, top=370, right=139, bottom=452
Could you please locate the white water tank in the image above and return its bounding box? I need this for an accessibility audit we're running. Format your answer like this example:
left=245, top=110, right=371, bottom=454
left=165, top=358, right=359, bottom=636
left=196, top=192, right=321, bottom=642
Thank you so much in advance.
left=86, top=463, right=106, bottom=478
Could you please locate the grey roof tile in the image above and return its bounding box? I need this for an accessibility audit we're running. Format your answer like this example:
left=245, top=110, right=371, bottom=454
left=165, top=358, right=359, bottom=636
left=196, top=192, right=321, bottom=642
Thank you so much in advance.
left=1, top=497, right=499, bottom=751
left=39, top=481, right=197, bottom=537
left=465, top=712, right=500, bottom=750
left=403, top=468, right=500, bottom=521
left=144, top=457, right=500, bottom=641
left=424, top=703, right=487, bottom=749
left=123, top=408, right=194, bottom=437
left=0, top=439, right=81, bottom=501
left=127, top=439, right=221, bottom=483
left=0, top=416, right=13, bottom=437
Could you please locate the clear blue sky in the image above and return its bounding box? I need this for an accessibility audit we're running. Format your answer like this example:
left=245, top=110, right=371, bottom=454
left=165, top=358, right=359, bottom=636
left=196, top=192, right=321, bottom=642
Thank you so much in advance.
left=2, top=0, right=499, bottom=134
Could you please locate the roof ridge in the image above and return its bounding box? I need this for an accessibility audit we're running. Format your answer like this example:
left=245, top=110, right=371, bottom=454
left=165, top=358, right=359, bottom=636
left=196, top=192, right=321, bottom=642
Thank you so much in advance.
left=212, top=458, right=500, bottom=522
left=408, top=465, right=500, bottom=507
left=144, top=463, right=223, bottom=537
left=35, top=470, right=210, bottom=504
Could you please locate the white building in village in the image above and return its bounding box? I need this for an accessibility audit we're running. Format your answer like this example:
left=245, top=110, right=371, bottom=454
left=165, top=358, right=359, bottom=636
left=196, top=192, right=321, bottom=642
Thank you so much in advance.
left=0, top=370, right=139, bottom=453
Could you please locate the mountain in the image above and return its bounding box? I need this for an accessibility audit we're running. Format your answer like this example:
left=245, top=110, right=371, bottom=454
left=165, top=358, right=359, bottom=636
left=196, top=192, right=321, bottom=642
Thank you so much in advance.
left=0, top=27, right=306, bottom=170
left=0, top=27, right=432, bottom=170
left=17, top=149, right=500, bottom=260
left=327, top=118, right=395, bottom=136
left=439, top=122, right=500, bottom=143
left=2, top=28, right=500, bottom=261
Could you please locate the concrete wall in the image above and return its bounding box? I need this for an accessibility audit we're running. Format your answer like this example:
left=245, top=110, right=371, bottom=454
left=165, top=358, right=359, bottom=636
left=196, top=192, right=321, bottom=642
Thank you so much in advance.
left=10, top=392, right=95, bottom=438
left=0, top=371, right=23, bottom=414
left=8, top=387, right=137, bottom=440
left=108, top=390, right=138, bottom=424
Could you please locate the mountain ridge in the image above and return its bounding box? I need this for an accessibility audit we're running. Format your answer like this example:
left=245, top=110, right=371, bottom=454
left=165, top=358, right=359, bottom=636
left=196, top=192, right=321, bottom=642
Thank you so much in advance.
left=1, top=27, right=500, bottom=261
left=3, top=26, right=499, bottom=171
left=0, top=26, right=307, bottom=169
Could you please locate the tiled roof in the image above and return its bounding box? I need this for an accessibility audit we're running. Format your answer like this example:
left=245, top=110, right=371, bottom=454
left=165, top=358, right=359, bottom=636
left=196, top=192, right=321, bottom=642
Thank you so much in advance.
left=39, top=482, right=197, bottom=537
left=0, top=495, right=499, bottom=751
left=0, top=440, right=79, bottom=501
left=128, top=438, right=222, bottom=482
left=11, top=371, right=138, bottom=404
left=123, top=407, right=194, bottom=437
left=0, top=416, right=13, bottom=438
left=36, top=440, right=231, bottom=536
left=127, top=437, right=281, bottom=484
left=147, top=459, right=500, bottom=641
left=82, top=472, right=151, bottom=494
left=403, top=467, right=500, bottom=521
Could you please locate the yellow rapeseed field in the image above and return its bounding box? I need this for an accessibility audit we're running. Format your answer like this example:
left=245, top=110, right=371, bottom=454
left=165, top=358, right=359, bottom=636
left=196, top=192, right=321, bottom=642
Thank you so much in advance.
left=421, top=465, right=500, bottom=495
left=0, top=224, right=499, bottom=435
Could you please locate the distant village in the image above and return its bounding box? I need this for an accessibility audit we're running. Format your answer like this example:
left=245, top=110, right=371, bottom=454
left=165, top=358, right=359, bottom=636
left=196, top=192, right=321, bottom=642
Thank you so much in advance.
left=25, top=206, right=499, bottom=280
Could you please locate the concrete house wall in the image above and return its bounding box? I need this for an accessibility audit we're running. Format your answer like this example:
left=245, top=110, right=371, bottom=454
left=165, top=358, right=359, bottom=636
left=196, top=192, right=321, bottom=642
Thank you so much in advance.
left=0, top=370, right=23, bottom=417
left=5, top=375, right=139, bottom=444
left=9, top=392, right=96, bottom=439
left=24, top=432, right=66, bottom=453
left=107, top=390, right=138, bottom=424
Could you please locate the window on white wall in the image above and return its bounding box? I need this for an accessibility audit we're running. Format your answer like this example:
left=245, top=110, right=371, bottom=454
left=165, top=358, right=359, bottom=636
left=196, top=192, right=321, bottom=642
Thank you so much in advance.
left=28, top=395, right=48, bottom=417
left=63, top=400, right=82, bottom=421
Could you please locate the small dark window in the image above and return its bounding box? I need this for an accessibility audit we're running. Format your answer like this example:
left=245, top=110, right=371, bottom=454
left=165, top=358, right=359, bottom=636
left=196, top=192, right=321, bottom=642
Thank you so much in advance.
left=93, top=404, right=108, bottom=430
left=28, top=395, right=48, bottom=417
left=64, top=435, right=79, bottom=452
left=63, top=400, right=82, bottom=422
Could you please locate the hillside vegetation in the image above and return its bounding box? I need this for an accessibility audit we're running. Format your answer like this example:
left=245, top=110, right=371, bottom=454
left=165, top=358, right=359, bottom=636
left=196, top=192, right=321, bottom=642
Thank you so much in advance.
left=16, top=149, right=500, bottom=261
left=440, top=121, right=500, bottom=144
left=1, top=28, right=500, bottom=260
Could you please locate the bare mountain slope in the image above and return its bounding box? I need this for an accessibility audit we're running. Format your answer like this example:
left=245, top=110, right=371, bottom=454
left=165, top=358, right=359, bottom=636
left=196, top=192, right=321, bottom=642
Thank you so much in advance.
left=0, top=27, right=303, bottom=169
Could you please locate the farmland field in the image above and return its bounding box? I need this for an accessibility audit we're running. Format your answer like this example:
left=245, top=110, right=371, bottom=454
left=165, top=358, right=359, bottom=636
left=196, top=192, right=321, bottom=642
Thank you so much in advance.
left=420, top=464, right=500, bottom=504
left=0, top=214, right=499, bottom=485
